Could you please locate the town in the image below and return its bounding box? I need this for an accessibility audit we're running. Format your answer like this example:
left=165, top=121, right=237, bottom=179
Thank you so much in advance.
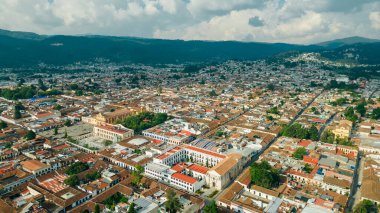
left=0, top=58, right=380, bottom=213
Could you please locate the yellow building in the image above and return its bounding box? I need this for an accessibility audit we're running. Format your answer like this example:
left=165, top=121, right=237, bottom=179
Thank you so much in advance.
left=83, top=108, right=138, bottom=125
left=332, top=120, right=353, bottom=139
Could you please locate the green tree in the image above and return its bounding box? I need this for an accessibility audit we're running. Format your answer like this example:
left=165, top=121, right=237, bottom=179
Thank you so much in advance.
left=370, top=107, right=380, bottom=120
left=64, top=175, right=80, bottom=186
left=354, top=199, right=378, bottom=213
left=64, top=119, right=72, bottom=127
left=103, top=140, right=113, bottom=146
left=345, top=107, right=358, bottom=123
left=25, top=130, right=36, bottom=140
left=65, top=162, right=89, bottom=175
left=165, top=190, right=183, bottom=213
left=308, top=125, right=319, bottom=141
left=293, top=147, right=307, bottom=160
left=356, top=102, right=367, bottom=116
left=54, top=104, right=63, bottom=110
left=14, top=108, right=22, bottom=119
left=303, top=164, right=313, bottom=174
left=94, top=204, right=100, bottom=213
left=38, top=79, right=47, bottom=91
left=64, top=129, right=68, bottom=138
left=131, top=165, right=144, bottom=186
left=204, top=200, right=218, bottom=213
left=208, top=90, right=218, bottom=97
left=250, top=161, right=280, bottom=189
left=267, top=84, right=275, bottom=91
left=54, top=126, right=59, bottom=135
left=0, top=121, right=8, bottom=130
left=128, top=202, right=137, bottom=213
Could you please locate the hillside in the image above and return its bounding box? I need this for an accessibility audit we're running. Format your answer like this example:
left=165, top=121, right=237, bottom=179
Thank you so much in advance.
left=0, top=29, right=379, bottom=67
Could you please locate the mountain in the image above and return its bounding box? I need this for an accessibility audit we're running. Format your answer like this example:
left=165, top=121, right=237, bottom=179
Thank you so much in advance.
left=316, top=36, right=380, bottom=49
left=319, top=42, right=380, bottom=64
left=0, top=29, right=379, bottom=67
left=0, top=29, right=321, bottom=68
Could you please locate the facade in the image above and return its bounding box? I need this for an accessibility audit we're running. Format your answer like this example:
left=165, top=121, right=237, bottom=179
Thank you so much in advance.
left=332, top=120, right=353, bottom=139
left=0, top=166, right=35, bottom=195
left=83, top=109, right=137, bottom=125
left=206, top=153, right=243, bottom=190
left=144, top=162, right=204, bottom=193
left=94, top=124, right=134, bottom=143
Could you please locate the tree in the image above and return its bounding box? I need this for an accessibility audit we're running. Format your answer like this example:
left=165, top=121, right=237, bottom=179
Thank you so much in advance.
left=65, top=162, right=89, bottom=175
left=38, top=79, right=47, bottom=91
left=370, top=107, right=380, bottom=120
left=25, top=130, right=36, bottom=140
left=0, top=121, right=8, bottom=130
left=309, top=125, right=319, bottom=141
left=64, top=119, right=72, bottom=127
left=345, top=107, right=358, bottom=123
left=293, top=147, right=307, bottom=160
left=131, top=165, right=144, bottom=186
left=94, top=204, right=100, bottom=213
left=208, top=90, right=218, bottom=97
left=54, top=126, right=58, bottom=135
left=14, top=108, right=22, bottom=119
left=128, top=202, right=137, bottom=213
left=354, top=199, right=378, bottom=213
left=54, top=104, right=63, bottom=110
left=303, top=164, right=313, bottom=173
left=64, top=175, right=79, bottom=186
left=204, top=200, right=218, bottom=213
left=64, top=129, right=68, bottom=138
left=165, top=190, right=183, bottom=213
left=356, top=102, right=367, bottom=116
left=267, top=83, right=275, bottom=91
left=250, top=161, right=280, bottom=189
left=103, top=140, right=113, bottom=146
left=115, top=78, right=122, bottom=84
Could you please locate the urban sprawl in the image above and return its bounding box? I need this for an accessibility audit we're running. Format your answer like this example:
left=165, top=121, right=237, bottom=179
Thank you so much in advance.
left=0, top=58, right=380, bottom=213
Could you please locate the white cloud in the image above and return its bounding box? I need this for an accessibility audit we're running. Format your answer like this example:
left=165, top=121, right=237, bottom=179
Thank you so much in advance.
left=0, top=0, right=379, bottom=43
left=369, top=12, right=380, bottom=30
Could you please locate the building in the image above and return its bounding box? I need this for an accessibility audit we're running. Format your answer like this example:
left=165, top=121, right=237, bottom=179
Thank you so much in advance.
left=93, top=124, right=134, bottom=143
left=19, top=160, right=51, bottom=176
left=0, top=165, right=35, bottom=194
left=142, top=119, right=207, bottom=145
left=332, top=120, right=353, bottom=139
left=83, top=108, right=137, bottom=125
left=144, top=162, right=204, bottom=193
left=206, top=153, right=243, bottom=190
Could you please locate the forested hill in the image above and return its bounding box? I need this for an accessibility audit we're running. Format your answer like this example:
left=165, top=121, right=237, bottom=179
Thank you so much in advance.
left=0, top=29, right=379, bottom=67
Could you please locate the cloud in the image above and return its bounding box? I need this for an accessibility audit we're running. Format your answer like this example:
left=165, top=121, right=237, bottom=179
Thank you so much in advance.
left=369, top=12, right=380, bottom=30
left=248, top=16, right=264, bottom=27
left=0, top=0, right=379, bottom=43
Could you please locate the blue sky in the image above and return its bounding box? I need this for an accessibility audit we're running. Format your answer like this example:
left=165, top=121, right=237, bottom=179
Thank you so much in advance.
left=1, top=0, right=380, bottom=44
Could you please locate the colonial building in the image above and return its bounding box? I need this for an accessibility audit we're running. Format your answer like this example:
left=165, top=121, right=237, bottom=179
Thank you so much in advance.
left=332, top=120, right=353, bottom=139
left=93, top=124, right=134, bottom=143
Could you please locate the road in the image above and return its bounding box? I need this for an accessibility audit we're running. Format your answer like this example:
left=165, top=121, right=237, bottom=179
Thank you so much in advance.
left=345, top=153, right=363, bottom=212
left=318, top=112, right=338, bottom=139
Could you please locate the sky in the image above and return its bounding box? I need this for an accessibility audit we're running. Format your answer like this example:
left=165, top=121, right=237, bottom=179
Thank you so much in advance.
left=1, top=0, right=380, bottom=44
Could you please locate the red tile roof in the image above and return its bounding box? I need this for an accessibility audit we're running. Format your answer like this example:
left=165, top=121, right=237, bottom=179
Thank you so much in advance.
left=187, top=164, right=209, bottom=174
left=171, top=163, right=188, bottom=172
left=171, top=172, right=197, bottom=184
left=298, top=140, right=312, bottom=147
